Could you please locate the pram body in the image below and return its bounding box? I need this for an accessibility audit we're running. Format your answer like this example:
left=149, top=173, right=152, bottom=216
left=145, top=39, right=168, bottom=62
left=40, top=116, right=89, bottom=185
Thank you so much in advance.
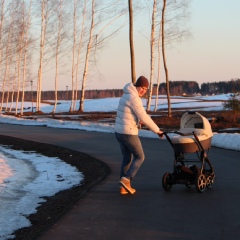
left=162, top=111, right=215, bottom=193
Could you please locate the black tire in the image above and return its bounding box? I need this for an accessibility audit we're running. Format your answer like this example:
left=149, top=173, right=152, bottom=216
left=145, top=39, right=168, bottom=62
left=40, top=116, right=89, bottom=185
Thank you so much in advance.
left=195, top=174, right=206, bottom=193
left=162, top=172, right=173, bottom=192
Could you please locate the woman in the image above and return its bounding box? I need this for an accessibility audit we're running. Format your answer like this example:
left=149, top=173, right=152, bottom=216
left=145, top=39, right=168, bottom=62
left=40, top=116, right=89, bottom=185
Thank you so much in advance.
left=115, top=76, right=163, bottom=195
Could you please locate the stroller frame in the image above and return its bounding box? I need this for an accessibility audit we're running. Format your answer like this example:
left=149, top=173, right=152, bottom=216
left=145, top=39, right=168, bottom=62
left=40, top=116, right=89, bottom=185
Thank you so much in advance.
left=162, top=112, right=215, bottom=193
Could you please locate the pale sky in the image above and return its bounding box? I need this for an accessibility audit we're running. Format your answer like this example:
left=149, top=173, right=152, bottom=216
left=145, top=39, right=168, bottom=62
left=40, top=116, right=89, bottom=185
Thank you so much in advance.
left=39, top=0, right=240, bottom=91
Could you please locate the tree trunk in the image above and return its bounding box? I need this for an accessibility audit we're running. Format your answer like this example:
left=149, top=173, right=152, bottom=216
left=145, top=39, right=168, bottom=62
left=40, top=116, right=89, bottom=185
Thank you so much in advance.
left=37, top=0, right=48, bottom=112
left=79, top=0, right=95, bottom=112
left=0, top=0, right=5, bottom=113
left=128, top=0, right=136, bottom=84
left=162, top=0, right=171, bottom=117
left=70, top=0, right=77, bottom=112
left=147, top=0, right=156, bottom=111
left=21, top=0, right=32, bottom=115
left=53, top=0, right=64, bottom=113
left=154, top=19, right=162, bottom=112
left=74, top=0, right=87, bottom=111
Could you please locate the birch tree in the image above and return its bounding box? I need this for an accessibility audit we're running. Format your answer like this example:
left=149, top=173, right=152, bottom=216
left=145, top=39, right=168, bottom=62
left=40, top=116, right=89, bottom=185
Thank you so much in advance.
left=154, top=18, right=162, bottom=112
left=36, top=0, right=50, bottom=112
left=20, top=0, right=32, bottom=115
left=78, top=0, right=94, bottom=112
left=73, top=0, right=87, bottom=112
left=78, top=0, right=127, bottom=112
left=0, top=0, right=6, bottom=113
left=1, top=14, right=12, bottom=113
left=146, top=0, right=157, bottom=111
left=128, top=0, right=136, bottom=84
left=7, top=1, right=18, bottom=112
left=161, top=0, right=191, bottom=117
left=145, top=0, right=191, bottom=115
left=13, top=0, right=27, bottom=115
left=69, top=0, right=78, bottom=112
left=52, top=0, right=67, bottom=113
left=0, top=0, right=4, bottom=62
left=161, top=0, right=171, bottom=117
left=70, top=0, right=87, bottom=112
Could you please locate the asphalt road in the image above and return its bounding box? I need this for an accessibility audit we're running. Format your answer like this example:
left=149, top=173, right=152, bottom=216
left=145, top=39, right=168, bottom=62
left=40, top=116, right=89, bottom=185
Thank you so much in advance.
left=0, top=123, right=240, bottom=240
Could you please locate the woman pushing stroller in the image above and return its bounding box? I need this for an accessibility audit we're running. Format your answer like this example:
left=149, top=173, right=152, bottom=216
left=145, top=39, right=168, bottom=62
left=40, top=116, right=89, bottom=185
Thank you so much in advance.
left=115, top=76, right=164, bottom=195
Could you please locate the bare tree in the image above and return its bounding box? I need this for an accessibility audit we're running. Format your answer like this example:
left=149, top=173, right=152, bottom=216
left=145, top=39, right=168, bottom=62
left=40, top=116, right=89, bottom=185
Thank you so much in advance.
left=78, top=1, right=127, bottom=112
left=0, top=0, right=5, bottom=65
left=69, top=0, right=78, bottom=112
left=79, top=0, right=95, bottom=112
left=72, top=0, right=87, bottom=112
left=13, top=0, right=27, bottom=115
left=69, top=0, right=87, bottom=112
left=36, top=0, right=50, bottom=112
left=161, top=0, right=191, bottom=117
left=146, top=0, right=157, bottom=111
left=52, top=0, right=67, bottom=113
left=20, top=0, right=32, bottom=115
left=128, top=0, right=136, bottom=84
left=0, top=0, right=33, bottom=114
left=1, top=12, right=12, bottom=113
left=154, top=17, right=162, bottom=112
left=161, top=0, right=171, bottom=117
left=0, top=0, right=6, bottom=113
left=6, top=1, right=19, bottom=112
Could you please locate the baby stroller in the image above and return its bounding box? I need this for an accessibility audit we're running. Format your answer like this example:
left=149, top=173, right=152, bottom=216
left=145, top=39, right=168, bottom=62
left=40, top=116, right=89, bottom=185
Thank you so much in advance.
left=162, top=111, right=215, bottom=193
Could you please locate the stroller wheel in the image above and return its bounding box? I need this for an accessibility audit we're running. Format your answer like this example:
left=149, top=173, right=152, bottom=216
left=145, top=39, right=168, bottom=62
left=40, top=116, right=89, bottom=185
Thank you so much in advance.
left=206, top=175, right=214, bottom=188
left=195, top=174, right=206, bottom=193
left=162, top=172, right=173, bottom=192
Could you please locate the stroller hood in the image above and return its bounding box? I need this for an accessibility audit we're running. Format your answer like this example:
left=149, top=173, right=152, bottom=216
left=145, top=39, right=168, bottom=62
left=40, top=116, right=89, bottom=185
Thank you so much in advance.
left=180, top=111, right=213, bottom=138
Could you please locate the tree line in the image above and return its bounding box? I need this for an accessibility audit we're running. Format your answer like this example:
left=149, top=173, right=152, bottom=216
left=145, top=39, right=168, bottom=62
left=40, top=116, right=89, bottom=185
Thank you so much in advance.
left=201, top=79, right=240, bottom=95
left=1, top=79, right=238, bottom=103
left=0, top=89, right=123, bottom=102
left=158, top=79, right=240, bottom=95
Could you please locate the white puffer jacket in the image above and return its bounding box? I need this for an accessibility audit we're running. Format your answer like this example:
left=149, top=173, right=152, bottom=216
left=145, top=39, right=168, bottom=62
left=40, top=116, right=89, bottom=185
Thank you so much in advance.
left=115, top=83, right=160, bottom=135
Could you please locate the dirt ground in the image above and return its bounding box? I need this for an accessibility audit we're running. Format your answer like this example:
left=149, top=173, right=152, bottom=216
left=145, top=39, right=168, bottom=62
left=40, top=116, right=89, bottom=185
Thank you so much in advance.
left=48, top=109, right=240, bottom=132
left=1, top=110, right=240, bottom=240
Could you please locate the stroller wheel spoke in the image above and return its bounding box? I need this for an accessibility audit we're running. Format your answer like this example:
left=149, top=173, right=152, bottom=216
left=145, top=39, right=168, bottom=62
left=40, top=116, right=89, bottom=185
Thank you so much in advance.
left=196, top=174, right=206, bottom=193
left=206, top=175, right=215, bottom=188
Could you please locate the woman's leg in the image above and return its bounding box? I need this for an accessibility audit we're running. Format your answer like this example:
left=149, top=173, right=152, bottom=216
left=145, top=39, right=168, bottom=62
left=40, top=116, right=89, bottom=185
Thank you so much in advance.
left=115, top=132, right=132, bottom=178
left=115, top=133, right=145, bottom=179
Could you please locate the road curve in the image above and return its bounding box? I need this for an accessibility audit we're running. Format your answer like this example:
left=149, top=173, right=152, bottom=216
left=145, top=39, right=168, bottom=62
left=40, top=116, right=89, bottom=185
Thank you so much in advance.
left=0, top=123, right=240, bottom=240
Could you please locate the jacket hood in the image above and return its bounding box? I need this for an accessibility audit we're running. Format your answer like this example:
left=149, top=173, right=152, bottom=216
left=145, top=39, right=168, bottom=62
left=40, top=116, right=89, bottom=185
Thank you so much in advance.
left=123, top=83, right=138, bottom=97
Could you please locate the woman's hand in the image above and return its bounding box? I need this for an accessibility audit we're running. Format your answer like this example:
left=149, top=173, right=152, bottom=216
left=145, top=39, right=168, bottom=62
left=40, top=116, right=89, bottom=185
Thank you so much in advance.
left=157, top=130, right=164, bottom=139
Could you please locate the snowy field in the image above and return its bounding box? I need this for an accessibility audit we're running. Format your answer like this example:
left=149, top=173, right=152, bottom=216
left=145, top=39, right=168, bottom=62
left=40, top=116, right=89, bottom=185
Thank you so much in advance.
left=0, top=94, right=240, bottom=239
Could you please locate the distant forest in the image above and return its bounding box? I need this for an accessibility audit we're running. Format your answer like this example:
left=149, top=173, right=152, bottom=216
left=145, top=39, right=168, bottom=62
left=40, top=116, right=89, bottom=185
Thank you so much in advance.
left=1, top=79, right=240, bottom=101
left=158, top=78, right=240, bottom=96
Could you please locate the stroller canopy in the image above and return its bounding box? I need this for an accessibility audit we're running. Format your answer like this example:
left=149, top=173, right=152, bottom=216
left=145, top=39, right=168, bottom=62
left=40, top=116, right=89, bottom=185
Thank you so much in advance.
left=171, top=112, right=213, bottom=153
left=180, top=111, right=213, bottom=138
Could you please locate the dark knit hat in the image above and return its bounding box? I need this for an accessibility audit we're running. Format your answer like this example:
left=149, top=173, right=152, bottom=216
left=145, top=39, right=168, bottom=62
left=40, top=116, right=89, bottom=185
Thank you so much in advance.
left=135, top=76, right=149, bottom=88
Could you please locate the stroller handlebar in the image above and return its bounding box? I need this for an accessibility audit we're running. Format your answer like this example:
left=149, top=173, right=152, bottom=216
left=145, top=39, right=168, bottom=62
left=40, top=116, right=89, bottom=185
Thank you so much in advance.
left=162, top=131, right=195, bottom=137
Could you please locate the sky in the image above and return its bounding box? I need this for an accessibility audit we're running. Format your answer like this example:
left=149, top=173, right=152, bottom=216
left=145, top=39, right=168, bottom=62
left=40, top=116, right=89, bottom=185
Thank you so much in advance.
left=0, top=95, right=240, bottom=239
left=38, top=0, right=240, bottom=91
left=97, top=0, right=240, bottom=90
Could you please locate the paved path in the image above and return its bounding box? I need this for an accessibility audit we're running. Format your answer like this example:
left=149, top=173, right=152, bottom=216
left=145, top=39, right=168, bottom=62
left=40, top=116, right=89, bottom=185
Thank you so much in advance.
left=0, top=124, right=240, bottom=240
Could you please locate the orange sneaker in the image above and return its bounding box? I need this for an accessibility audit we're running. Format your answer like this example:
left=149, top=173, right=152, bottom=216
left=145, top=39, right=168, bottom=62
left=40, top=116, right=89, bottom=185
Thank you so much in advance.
left=120, top=186, right=128, bottom=195
left=119, top=177, right=136, bottom=194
